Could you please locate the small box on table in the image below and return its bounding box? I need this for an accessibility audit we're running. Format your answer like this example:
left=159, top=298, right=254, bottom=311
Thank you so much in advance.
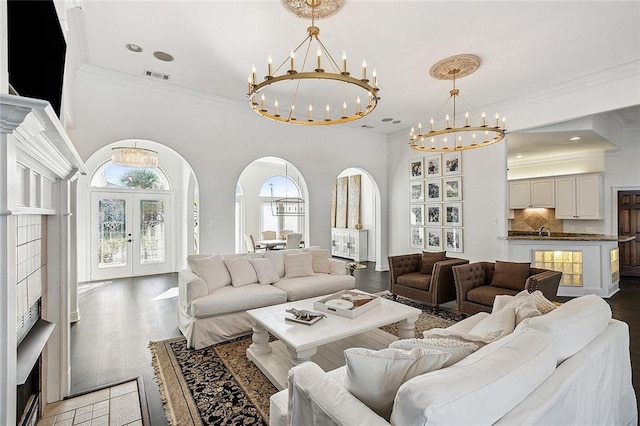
left=313, top=290, right=380, bottom=319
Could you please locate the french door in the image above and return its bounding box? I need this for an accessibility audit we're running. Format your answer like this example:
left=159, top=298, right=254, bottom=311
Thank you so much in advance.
left=90, top=191, right=172, bottom=280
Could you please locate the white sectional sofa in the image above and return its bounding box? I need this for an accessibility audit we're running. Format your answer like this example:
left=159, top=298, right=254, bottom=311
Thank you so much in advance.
left=270, top=293, right=638, bottom=425
left=178, top=248, right=355, bottom=349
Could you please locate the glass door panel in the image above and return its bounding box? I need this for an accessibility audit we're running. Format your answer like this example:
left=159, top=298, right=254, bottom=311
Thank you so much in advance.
left=91, top=192, right=172, bottom=280
left=97, top=198, right=128, bottom=267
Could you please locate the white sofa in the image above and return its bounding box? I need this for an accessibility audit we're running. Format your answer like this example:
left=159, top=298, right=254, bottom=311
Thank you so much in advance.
left=270, top=294, right=638, bottom=425
left=178, top=248, right=355, bottom=349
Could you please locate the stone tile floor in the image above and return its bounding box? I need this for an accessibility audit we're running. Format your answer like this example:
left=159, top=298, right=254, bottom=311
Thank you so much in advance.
left=38, top=380, right=143, bottom=426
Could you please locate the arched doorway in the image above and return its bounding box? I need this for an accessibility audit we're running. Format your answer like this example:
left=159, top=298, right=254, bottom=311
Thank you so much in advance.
left=236, top=157, right=309, bottom=253
left=77, top=139, right=199, bottom=282
left=334, top=168, right=383, bottom=269
left=89, top=161, right=172, bottom=280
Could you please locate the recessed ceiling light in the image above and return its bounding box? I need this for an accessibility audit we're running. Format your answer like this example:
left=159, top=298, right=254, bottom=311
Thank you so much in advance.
left=361, top=125, right=374, bottom=129
left=569, top=136, right=581, bottom=141
left=392, top=120, right=401, bottom=124
left=381, top=118, right=393, bottom=122
left=516, top=154, right=523, bottom=159
left=153, top=51, right=174, bottom=62
left=125, top=43, right=143, bottom=53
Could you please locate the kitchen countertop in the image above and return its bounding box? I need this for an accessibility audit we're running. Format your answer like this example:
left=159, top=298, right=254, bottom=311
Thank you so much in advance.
left=501, top=232, right=636, bottom=242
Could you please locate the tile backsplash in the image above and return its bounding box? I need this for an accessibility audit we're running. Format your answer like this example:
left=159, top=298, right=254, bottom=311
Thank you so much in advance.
left=509, top=208, right=563, bottom=233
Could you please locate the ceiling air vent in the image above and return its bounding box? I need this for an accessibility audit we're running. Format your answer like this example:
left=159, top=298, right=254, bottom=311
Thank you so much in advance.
left=143, top=70, right=170, bottom=80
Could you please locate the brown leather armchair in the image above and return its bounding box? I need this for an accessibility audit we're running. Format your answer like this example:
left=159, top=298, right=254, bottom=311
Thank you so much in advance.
left=388, top=253, right=469, bottom=311
left=452, top=261, right=562, bottom=315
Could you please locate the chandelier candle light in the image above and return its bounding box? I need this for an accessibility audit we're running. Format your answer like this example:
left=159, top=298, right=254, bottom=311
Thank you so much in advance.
left=409, top=54, right=506, bottom=152
left=247, top=0, right=380, bottom=125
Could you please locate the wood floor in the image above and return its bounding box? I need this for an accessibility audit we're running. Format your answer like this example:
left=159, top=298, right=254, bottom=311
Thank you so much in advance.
left=70, top=262, right=639, bottom=425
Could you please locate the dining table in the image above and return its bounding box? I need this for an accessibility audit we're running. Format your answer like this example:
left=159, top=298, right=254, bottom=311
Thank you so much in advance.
left=254, top=239, right=287, bottom=250
left=254, top=238, right=304, bottom=250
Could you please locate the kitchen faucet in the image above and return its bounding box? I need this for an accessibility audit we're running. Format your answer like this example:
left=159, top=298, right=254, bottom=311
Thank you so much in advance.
left=538, top=226, right=551, bottom=237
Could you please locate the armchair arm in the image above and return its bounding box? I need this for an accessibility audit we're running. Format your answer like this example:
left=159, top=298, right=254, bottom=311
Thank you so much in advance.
left=388, top=254, right=421, bottom=292
left=453, top=263, right=489, bottom=312
left=287, top=362, right=389, bottom=426
left=178, top=269, right=208, bottom=311
left=432, top=258, right=470, bottom=305
left=525, top=270, right=562, bottom=301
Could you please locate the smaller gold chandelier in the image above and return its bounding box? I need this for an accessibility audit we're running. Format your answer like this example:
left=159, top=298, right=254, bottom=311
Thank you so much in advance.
left=409, top=54, right=506, bottom=152
left=247, top=0, right=379, bottom=125
left=111, top=146, right=158, bottom=168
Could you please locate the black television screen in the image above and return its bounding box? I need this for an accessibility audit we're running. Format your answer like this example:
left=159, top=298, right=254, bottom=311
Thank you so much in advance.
left=7, top=0, right=67, bottom=117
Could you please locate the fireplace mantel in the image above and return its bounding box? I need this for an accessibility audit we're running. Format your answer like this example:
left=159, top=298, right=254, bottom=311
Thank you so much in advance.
left=1, top=94, right=87, bottom=425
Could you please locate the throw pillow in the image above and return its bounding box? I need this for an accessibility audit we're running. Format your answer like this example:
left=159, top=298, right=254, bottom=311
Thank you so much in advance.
left=284, top=251, right=314, bottom=278
left=187, top=254, right=231, bottom=292
left=490, top=260, right=531, bottom=291
left=420, top=251, right=447, bottom=274
left=224, top=256, right=259, bottom=287
left=389, top=337, right=478, bottom=367
left=343, top=347, right=450, bottom=420
left=308, top=248, right=331, bottom=274
left=468, top=306, right=516, bottom=341
left=249, top=258, right=280, bottom=285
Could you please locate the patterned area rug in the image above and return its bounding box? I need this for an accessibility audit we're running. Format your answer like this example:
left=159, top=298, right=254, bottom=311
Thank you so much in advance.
left=149, top=297, right=466, bottom=426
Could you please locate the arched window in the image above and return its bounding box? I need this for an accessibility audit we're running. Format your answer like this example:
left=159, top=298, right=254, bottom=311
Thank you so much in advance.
left=259, top=175, right=300, bottom=198
left=259, top=175, right=304, bottom=235
left=91, top=163, right=170, bottom=190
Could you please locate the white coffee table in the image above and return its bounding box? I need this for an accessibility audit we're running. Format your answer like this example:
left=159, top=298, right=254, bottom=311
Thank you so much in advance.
left=246, top=292, right=421, bottom=390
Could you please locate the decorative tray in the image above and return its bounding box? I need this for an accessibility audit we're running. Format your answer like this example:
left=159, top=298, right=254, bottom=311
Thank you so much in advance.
left=313, top=290, right=380, bottom=319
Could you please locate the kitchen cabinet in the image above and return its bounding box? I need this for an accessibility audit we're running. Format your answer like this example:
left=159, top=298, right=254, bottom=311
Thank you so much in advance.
left=509, top=178, right=555, bottom=209
left=555, top=174, right=603, bottom=219
left=331, top=228, right=367, bottom=262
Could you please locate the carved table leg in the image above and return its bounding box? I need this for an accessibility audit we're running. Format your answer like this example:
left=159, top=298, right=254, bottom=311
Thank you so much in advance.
left=398, top=315, right=419, bottom=339
left=286, top=344, right=317, bottom=368
left=248, top=322, right=272, bottom=355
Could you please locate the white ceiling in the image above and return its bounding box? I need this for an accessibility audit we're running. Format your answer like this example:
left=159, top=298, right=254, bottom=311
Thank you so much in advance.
left=63, top=0, right=640, bottom=161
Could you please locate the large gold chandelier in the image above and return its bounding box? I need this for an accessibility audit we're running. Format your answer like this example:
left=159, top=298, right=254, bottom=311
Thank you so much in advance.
left=409, top=55, right=506, bottom=152
left=247, top=0, right=379, bottom=125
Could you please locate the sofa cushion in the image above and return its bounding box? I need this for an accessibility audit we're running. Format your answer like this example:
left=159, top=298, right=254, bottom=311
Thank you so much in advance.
left=468, top=306, right=516, bottom=341
left=517, top=294, right=612, bottom=365
left=307, top=248, right=331, bottom=274
left=285, top=252, right=314, bottom=278
left=344, top=347, right=450, bottom=420
left=188, top=254, right=231, bottom=292
left=467, top=285, right=519, bottom=307
left=490, top=260, right=531, bottom=291
left=389, top=337, right=478, bottom=367
left=190, top=284, right=287, bottom=318
left=420, top=251, right=447, bottom=274
left=391, top=328, right=555, bottom=426
left=264, top=250, right=286, bottom=278
left=224, top=256, right=259, bottom=287
left=273, top=274, right=355, bottom=301
left=249, top=258, right=280, bottom=285
left=397, top=272, right=431, bottom=291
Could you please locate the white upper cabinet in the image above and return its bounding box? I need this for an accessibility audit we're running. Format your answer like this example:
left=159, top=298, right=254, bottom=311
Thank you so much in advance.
left=555, top=174, right=603, bottom=219
left=509, top=178, right=555, bottom=209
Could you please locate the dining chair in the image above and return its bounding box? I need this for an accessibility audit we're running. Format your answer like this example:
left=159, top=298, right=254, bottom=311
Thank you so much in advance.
left=279, top=229, right=293, bottom=240
left=285, top=233, right=303, bottom=249
left=261, top=230, right=276, bottom=239
left=244, top=233, right=264, bottom=253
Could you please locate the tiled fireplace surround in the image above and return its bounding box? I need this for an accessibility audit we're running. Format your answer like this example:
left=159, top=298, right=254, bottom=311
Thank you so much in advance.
left=16, top=215, right=46, bottom=337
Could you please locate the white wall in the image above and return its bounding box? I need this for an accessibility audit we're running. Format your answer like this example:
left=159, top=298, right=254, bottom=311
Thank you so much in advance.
left=68, top=68, right=389, bottom=263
